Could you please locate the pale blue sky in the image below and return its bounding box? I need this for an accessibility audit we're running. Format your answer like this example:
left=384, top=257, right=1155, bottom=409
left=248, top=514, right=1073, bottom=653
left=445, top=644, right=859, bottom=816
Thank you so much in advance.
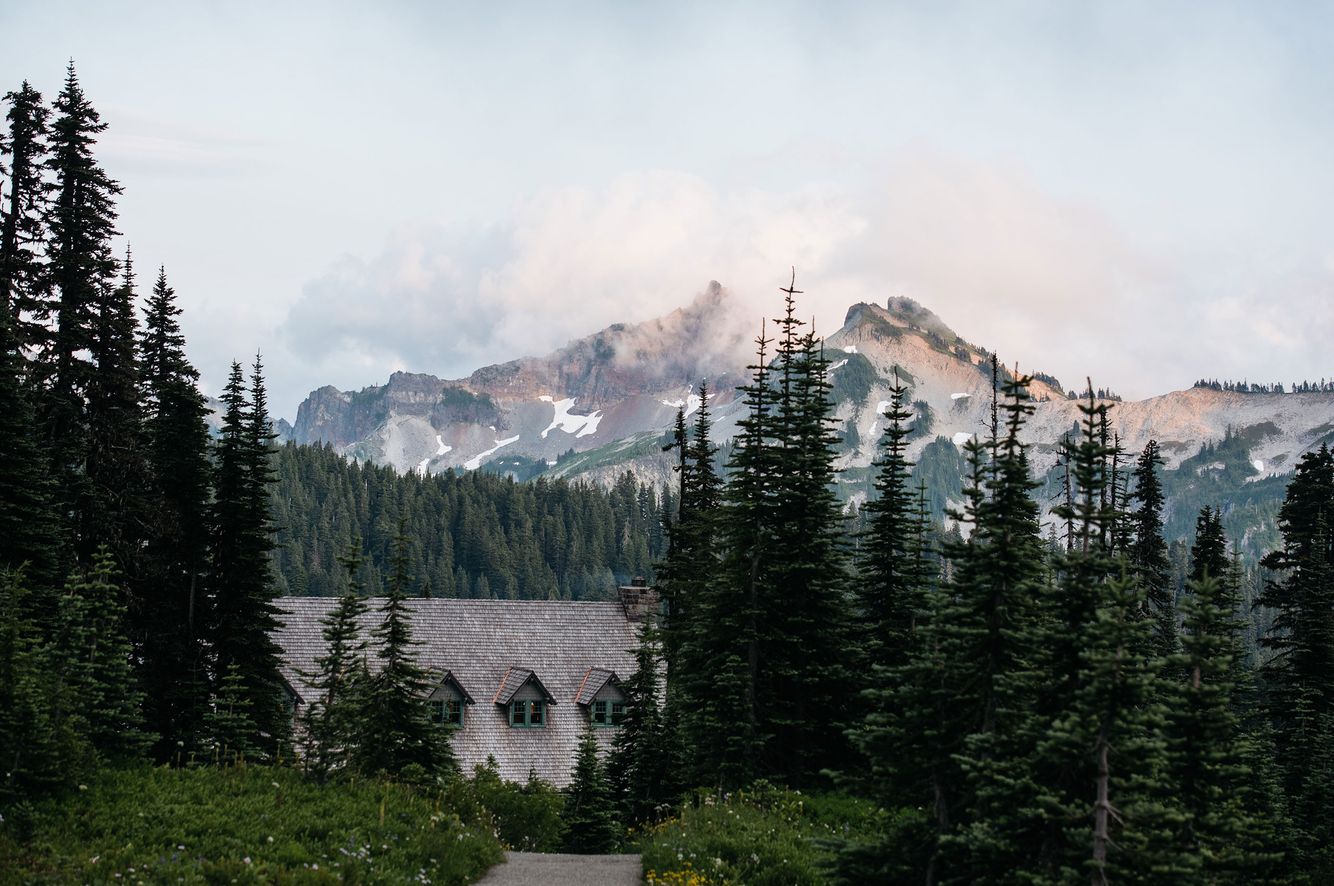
left=4, top=1, right=1332, bottom=415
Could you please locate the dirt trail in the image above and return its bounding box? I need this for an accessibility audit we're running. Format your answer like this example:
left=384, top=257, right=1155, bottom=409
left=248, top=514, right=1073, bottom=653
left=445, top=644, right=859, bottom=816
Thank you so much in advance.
left=475, top=851, right=642, bottom=885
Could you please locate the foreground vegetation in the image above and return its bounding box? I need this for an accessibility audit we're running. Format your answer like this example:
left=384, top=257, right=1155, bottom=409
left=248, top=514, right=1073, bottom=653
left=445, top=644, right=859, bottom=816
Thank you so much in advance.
left=0, top=765, right=502, bottom=885
left=639, top=784, right=887, bottom=886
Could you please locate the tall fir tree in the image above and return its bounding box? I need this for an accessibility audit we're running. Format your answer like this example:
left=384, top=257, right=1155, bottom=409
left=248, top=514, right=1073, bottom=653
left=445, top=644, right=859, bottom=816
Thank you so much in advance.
left=1165, top=570, right=1274, bottom=881
left=39, top=62, right=123, bottom=560
left=754, top=277, right=855, bottom=783
left=1031, top=390, right=1181, bottom=884
left=300, top=545, right=370, bottom=781
left=695, top=326, right=772, bottom=788
left=0, top=297, right=61, bottom=615
left=353, top=522, right=455, bottom=778
left=941, top=373, right=1050, bottom=880
left=857, top=369, right=929, bottom=674
left=1129, top=440, right=1176, bottom=661
left=564, top=725, right=620, bottom=853
left=83, top=249, right=148, bottom=565
left=1, top=80, right=51, bottom=353
left=211, top=358, right=286, bottom=758
left=1257, top=445, right=1334, bottom=878
left=607, top=620, right=674, bottom=826
left=137, top=266, right=214, bottom=755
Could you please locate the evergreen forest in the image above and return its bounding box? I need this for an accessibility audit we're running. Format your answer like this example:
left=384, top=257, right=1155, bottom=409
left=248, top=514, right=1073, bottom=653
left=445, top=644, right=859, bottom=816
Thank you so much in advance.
left=3, top=67, right=1334, bottom=885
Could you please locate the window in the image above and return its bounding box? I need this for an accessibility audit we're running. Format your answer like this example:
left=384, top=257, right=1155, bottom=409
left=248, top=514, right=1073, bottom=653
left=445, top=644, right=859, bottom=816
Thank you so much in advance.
left=591, top=699, right=627, bottom=727
left=510, top=699, right=545, bottom=727
left=428, top=698, right=464, bottom=727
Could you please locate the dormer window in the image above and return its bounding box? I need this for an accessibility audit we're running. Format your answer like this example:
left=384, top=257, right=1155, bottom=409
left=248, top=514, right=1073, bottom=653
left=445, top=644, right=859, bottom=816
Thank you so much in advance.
left=510, top=699, right=545, bottom=727
left=425, top=671, right=473, bottom=729
left=576, top=667, right=625, bottom=727
left=429, top=698, right=464, bottom=727
left=590, top=699, right=626, bottom=727
left=493, top=667, right=555, bottom=729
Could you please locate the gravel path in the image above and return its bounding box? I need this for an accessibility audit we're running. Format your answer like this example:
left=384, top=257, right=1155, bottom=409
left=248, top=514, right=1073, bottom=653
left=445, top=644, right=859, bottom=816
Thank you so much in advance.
left=475, top=852, right=642, bottom=885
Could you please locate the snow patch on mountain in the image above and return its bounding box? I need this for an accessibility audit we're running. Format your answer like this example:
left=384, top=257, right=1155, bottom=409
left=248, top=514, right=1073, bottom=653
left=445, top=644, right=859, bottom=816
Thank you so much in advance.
left=828, top=358, right=849, bottom=371
left=541, top=397, right=603, bottom=439
left=464, top=435, right=520, bottom=470
left=1253, top=458, right=1265, bottom=473
left=660, top=393, right=703, bottom=418
left=952, top=392, right=971, bottom=400
left=953, top=432, right=974, bottom=446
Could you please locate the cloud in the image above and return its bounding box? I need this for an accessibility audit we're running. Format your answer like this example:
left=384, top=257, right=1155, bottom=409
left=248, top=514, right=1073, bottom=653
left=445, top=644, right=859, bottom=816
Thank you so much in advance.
left=279, top=148, right=1326, bottom=408
left=281, top=170, right=867, bottom=386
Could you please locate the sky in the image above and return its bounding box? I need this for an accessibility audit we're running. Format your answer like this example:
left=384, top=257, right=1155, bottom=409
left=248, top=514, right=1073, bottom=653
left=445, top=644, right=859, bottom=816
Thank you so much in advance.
left=3, top=1, right=1333, bottom=418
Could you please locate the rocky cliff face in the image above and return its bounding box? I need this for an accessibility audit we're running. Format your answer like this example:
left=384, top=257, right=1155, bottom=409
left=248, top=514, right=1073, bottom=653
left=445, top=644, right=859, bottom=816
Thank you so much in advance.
left=286, top=287, right=1334, bottom=551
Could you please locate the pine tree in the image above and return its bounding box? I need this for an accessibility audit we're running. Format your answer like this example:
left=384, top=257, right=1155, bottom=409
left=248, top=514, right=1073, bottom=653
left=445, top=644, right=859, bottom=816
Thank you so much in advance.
left=607, top=621, right=673, bottom=826
left=838, top=485, right=939, bottom=883
left=1248, top=443, right=1334, bottom=864
left=755, top=278, right=855, bottom=783
left=693, top=328, right=772, bottom=788
left=39, top=62, right=123, bottom=558
left=1257, top=447, right=1334, bottom=878
left=137, top=266, right=214, bottom=755
left=204, top=663, right=258, bottom=766
left=211, top=359, right=285, bottom=758
left=0, top=567, right=87, bottom=803
left=83, top=249, right=148, bottom=564
left=300, top=546, right=370, bottom=780
left=857, top=369, right=928, bottom=674
left=1165, top=571, right=1272, bottom=880
left=1129, top=440, right=1176, bottom=660
left=353, top=522, right=454, bottom=778
left=55, top=546, right=151, bottom=760
left=564, top=725, right=620, bottom=853
left=940, top=373, right=1050, bottom=879
left=0, top=302, right=61, bottom=616
left=1031, top=391, right=1182, bottom=883
left=0, top=80, right=50, bottom=353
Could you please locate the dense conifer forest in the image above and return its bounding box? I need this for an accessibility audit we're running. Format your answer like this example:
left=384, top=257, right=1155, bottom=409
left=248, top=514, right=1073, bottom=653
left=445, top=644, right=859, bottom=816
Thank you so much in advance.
left=4, top=66, right=1334, bottom=884
left=271, top=443, right=665, bottom=600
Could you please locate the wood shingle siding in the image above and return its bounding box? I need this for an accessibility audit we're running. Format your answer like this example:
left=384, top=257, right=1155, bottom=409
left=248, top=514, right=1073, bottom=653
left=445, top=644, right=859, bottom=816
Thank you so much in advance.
left=272, top=596, right=641, bottom=787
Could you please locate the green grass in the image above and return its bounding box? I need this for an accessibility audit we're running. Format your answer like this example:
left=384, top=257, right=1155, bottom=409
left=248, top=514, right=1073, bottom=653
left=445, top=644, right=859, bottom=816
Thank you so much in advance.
left=639, top=782, right=882, bottom=886
left=0, top=764, right=503, bottom=885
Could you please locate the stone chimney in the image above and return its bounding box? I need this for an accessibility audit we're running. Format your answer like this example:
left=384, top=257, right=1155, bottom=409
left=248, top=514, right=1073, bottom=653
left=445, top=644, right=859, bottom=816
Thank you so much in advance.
left=617, top=577, right=658, bottom=622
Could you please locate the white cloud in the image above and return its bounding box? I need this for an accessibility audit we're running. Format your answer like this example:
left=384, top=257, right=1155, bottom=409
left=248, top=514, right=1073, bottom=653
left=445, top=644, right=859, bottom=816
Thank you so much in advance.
left=277, top=149, right=1333, bottom=413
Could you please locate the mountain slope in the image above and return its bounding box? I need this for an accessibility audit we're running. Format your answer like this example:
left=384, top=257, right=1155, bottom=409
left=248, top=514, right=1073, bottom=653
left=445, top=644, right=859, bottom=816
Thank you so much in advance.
left=288, top=287, right=1334, bottom=552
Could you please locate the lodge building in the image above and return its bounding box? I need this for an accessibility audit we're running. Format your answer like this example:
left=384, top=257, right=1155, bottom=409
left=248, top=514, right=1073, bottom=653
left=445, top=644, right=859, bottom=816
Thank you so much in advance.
left=272, top=582, right=657, bottom=787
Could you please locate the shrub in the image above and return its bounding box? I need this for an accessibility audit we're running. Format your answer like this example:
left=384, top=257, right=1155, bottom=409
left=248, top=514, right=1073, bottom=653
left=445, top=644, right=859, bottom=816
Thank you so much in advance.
left=639, top=781, right=881, bottom=886
left=0, top=763, right=501, bottom=884
left=443, top=758, right=567, bottom=852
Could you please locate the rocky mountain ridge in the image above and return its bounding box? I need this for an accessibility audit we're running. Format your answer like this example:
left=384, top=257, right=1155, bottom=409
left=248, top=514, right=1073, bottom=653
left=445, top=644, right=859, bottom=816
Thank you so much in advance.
left=286, top=284, right=1334, bottom=552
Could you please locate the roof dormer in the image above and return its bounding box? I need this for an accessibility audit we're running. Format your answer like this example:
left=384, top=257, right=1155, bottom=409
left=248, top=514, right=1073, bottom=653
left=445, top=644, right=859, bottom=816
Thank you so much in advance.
left=494, top=667, right=556, bottom=729
left=576, top=667, right=626, bottom=727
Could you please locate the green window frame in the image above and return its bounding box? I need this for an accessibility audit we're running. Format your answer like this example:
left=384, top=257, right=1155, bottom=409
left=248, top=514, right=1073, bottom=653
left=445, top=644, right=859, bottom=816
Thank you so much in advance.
left=509, top=699, right=545, bottom=728
left=591, top=699, right=627, bottom=727
left=428, top=697, right=464, bottom=727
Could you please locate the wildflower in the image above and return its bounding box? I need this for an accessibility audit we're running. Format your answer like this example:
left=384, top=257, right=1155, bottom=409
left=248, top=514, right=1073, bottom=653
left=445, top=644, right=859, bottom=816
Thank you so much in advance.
left=78, top=784, right=88, bottom=791
left=243, top=857, right=252, bottom=865
left=267, top=836, right=274, bottom=843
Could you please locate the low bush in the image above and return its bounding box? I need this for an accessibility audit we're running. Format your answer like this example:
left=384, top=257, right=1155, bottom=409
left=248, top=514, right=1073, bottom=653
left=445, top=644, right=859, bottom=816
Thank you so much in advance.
left=639, top=781, right=883, bottom=886
left=0, top=763, right=502, bottom=885
left=443, top=758, right=567, bottom=853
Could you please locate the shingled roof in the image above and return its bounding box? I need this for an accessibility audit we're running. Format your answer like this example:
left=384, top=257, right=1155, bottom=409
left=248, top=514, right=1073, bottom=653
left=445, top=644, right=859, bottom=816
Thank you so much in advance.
left=492, top=667, right=555, bottom=705
left=574, top=667, right=621, bottom=706
left=273, top=596, right=642, bottom=787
